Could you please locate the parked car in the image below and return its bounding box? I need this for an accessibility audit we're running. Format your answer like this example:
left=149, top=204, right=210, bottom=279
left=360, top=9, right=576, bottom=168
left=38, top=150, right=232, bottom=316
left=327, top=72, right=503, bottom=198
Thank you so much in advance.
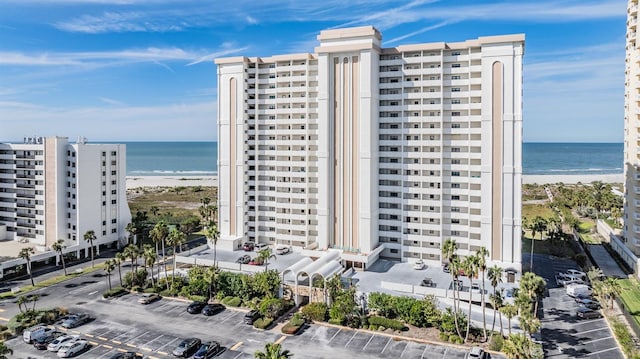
left=201, top=303, right=225, bottom=316
left=194, top=341, right=222, bottom=359
left=558, top=277, right=586, bottom=287
left=242, top=242, right=255, bottom=251
left=60, top=313, right=90, bottom=328
left=567, top=284, right=592, bottom=298
left=413, top=259, right=425, bottom=270
left=48, top=335, right=78, bottom=352
left=254, top=242, right=269, bottom=251
left=23, top=325, right=51, bottom=343
left=138, top=293, right=161, bottom=305
left=187, top=301, right=207, bottom=314
left=248, top=257, right=264, bottom=266
left=236, top=254, right=251, bottom=264
left=33, top=331, right=64, bottom=350
left=442, top=263, right=450, bottom=273
left=565, top=269, right=587, bottom=280
left=574, top=293, right=592, bottom=302
left=276, top=246, right=291, bottom=255
left=420, top=278, right=433, bottom=287
left=577, top=298, right=601, bottom=310
left=577, top=306, right=602, bottom=319
left=504, top=288, right=517, bottom=305
left=172, top=337, right=202, bottom=357
left=466, top=346, right=486, bottom=359
left=243, top=309, right=261, bottom=325
left=109, top=352, right=143, bottom=359
left=470, top=283, right=481, bottom=294
left=57, top=339, right=89, bottom=358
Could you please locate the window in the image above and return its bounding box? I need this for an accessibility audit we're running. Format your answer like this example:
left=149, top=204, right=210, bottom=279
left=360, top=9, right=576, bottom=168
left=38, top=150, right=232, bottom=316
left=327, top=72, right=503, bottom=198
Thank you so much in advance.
left=451, top=183, right=460, bottom=188
left=452, top=112, right=461, bottom=116
left=452, top=171, right=460, bottom=176
left=452, top=159, right=461, bottom=165
left=451, top=88, right=461, bottom=92
left=452, top=195, right=460, bottom=200
left=452, top=75, right=461, bottom=80
left=390, top=249, right=398, bottom=254
left=451, top=231, right=460, bottom=236
left=452, top=123, right=461, bottom=128
left=452, top=207, right=460, bottom=212
left=451, top=99, right=461, bottom=104
left=452, top=148, right=460, bottom=152
left=452, top=63, right=461, bottom=68
left=452, top=219, right=460, bottom=224
left=451, top=51, right=461, bottom=56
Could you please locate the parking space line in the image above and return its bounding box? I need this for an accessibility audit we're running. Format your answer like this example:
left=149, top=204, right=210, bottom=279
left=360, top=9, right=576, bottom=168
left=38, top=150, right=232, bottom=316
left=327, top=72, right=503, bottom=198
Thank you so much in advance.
left=233, top=353, right=243, bottom=359
left=157, top=351, right=168, bottom=355
left=112, top=340, right=122, bottom=344
left=344, top=331, right=358, bottom=347
left=587, top=347, right=619, bottom=356
left=420, top=346, right=428, bottom=358
left=381, top=338, right=391, bottom=354
left=230, top=341, right=243, bottom=350
left=362, top=334, right=374, bottom=350
left=575, top=326, right=608, bottom=335
left=275, top=335, right=286, bottom=345
left=128, top=330, right=150, bottom=343
left=400, top=343, right=408, bottom=357
left=582, top=336, right=613, bottom=345
left=85, top=333, right=94, bottom=337
left=103, top=344, right=113, bottom=349
left=221, top=312, right=238, bottom=323
left=0, top=317, right=8, bottom=322
left=155, top=337, right=179, bottom=353
left=570, top=318, right=603, bottom=326
left=98, top=336, right=108, bottom=341
left=140, top=334, right=166, bottom=350
left=126, top=343, right=137, bottom=348
left=328, top=328, right=341, bottom=343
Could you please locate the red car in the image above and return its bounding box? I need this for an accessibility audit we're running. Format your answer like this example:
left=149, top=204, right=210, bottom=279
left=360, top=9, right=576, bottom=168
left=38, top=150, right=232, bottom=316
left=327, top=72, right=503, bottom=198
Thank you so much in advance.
left=242, top=242, right=255, bottom=251
left=248, top=257, right=264, bottom=266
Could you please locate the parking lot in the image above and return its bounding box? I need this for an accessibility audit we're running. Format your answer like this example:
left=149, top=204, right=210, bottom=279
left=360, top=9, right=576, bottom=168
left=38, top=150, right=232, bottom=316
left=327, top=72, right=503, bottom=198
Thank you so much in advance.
left=534, top=254, right=623, bottom=359
left=6, top=291, right=481, bottom=359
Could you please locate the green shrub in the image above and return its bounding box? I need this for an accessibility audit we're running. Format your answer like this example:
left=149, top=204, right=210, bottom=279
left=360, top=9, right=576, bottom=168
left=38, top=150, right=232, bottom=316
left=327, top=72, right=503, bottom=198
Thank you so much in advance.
left=253, top=317, right=273, bottom=330
left=131, top=285, right=143, bottom=293
left=0, top=330, right=11, bottom=340
left=188, top=295, right=207, bottom=302
left=448, top=334, right=463, bottom=344
left=439, top=332, right=449, bottom=341
left=300, top=302, right=328, bottom=322
left=103, top=287, right=128, bottom=299
left=612, top=320, right=640, bottom=359
left=488, top=333, right=504, bottom=351
left=143, top=287, right=158, bottom=293
left=328, top=318, right=343, bottom=325
left=159, top=289, right=174, bottom=297
left=281, top=315, right=306, bottom=335
left=367, top=316, right=405, bottom=331
left=369, top=324, right=379, bottom=331
left=259, top=298, right=286, bottom=319
left=222, top=297, right=242, bottom=307
left=290, top=313, right=305, bottom=327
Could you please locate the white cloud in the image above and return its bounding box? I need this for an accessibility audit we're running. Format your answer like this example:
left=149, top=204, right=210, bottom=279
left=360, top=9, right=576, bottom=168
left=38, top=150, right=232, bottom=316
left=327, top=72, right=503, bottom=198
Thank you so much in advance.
left=0, top=100, right=218, bottom=141
left=98, top=97, right=126, bottom=106
left=54, top=11, right=185, bottom=33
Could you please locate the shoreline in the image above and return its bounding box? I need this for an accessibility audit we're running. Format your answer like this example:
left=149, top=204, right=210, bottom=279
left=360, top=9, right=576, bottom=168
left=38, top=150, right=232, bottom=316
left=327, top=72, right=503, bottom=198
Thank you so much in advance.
left=126, top=174, right=624, bottom=189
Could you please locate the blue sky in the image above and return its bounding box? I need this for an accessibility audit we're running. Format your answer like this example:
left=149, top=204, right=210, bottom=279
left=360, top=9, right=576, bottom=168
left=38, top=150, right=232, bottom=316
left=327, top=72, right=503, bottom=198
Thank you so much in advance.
left=0, top=0, right=627, bottom=142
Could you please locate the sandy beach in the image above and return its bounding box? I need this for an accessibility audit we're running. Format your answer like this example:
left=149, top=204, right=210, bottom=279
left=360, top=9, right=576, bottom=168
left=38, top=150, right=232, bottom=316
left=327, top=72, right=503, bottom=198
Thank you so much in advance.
left=126, top=174, right=624, bottom=189
left=127, top=176, right=218, bottom=189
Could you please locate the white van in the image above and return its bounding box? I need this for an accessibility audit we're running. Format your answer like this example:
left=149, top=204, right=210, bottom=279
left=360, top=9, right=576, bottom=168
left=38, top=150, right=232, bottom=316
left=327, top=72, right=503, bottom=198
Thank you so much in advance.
left=567, top=284, right=592, bottom=298
left=22, top=325, right=50, bottom=343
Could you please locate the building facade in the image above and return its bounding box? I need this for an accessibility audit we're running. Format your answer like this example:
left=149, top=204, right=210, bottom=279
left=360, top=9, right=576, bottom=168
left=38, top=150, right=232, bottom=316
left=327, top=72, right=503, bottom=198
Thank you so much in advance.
left=216, top=26, right=523, bottom=271
left=625, top=0, right=640, bottom=254
left=0, top=136, right=131, bottom=253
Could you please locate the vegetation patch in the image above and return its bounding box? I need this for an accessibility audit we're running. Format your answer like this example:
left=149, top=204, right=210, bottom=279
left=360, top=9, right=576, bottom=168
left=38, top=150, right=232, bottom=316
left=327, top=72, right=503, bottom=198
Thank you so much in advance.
left=221, top=296, right=242, bottom=307
left=617, top=279, right=640, bottom=328
left=611, top=319, right=640, bottom=359
left=300, top=302, right=328, bottom=322
left=102, top=287, right=128, bottom=299
left=253, top=317, right=273, bottom=330
left=367, top=316, right=405, bottom=331
left=281, top=313, right=306, bottom=335
left=522, top=204, right=555, bottom=220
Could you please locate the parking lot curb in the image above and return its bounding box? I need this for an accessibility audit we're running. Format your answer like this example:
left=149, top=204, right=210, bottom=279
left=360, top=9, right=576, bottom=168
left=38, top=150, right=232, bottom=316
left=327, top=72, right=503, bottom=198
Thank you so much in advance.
left=310, top=319, right=493, bottom=354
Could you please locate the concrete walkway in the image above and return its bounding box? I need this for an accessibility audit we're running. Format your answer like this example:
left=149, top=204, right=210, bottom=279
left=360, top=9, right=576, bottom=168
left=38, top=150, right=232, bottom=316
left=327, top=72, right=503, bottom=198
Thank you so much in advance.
left=587, top=244, right=627, bottom=278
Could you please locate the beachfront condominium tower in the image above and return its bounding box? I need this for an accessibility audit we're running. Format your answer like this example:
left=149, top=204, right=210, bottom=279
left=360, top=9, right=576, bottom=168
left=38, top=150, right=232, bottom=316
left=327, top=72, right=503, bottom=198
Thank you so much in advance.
left=216, top=26, right=523, bottom=272
left=0, top=136, right=131, bottom=256
left=625, top=0, right=640, bottom=254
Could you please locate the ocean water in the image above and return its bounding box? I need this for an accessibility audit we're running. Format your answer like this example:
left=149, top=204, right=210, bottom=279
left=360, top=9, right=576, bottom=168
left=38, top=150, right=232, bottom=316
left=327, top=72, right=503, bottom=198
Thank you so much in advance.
left=122, top=142, right=624, bottom=176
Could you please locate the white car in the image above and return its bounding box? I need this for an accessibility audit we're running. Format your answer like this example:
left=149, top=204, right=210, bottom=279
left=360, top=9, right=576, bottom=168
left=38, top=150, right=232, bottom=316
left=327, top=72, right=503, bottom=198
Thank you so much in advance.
left=413, top=259, right=425, bottom=270
left=47, top=335, right=77, bottom=352
left=57, top=339, right=89, bottom=357
left=565, top=269, right=586, bottom=278
left=254, top=242, right=269, bottom=251
left=276, top=246, right=291, bottom=255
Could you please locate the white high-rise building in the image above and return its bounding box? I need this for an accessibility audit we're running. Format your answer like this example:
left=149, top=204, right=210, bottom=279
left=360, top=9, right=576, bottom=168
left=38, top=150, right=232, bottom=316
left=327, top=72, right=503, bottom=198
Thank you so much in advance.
left=0, top=136, right=131, bottom=254
left=216, top=26, right=523, bottom=273
left=625, top=0, right=640, bottom=253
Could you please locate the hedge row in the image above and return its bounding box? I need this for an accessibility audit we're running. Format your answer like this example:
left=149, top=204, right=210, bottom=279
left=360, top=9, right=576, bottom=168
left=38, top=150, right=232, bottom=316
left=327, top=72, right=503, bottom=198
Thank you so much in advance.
left=221, top=296, right=242, bottom=307
left=367, top=316, right=405, bottom=331
left=253, top=317, right=273, bottom=330
left=102, top=287, right=128, bottom=299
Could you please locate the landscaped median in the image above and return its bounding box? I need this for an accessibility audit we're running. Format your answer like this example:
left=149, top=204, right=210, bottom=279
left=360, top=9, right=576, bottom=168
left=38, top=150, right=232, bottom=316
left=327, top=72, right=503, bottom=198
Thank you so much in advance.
left=0, top=263, right=106, bottom=299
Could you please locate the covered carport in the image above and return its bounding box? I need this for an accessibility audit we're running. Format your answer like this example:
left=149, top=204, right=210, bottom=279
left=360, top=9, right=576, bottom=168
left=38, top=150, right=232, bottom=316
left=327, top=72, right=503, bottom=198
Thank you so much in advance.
left=282, top=250, right=344, bottom=305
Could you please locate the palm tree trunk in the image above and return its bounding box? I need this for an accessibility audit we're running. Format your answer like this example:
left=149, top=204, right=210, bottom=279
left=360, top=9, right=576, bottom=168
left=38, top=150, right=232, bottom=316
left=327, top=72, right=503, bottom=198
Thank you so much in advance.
left=117, top=264, right=122, bottom=286
left=162, top=240, right=168, bottom=285
left=466, top=278, right=473, bottom=342
left=499, top=311, right=504, bottom=337
left=507, top=317, right=512, bottom=336
left=214, top=245, right=217, bottom=266
left=172, top=245, right=177, bottom=288
left=61, top=254, right=67, bottom=276
left=90, top=240, right=95, bottom=268
left=453, top=282, right=462, bottom=338
left=481, top=270, right=487, bottom=341
left=107, top=274, right=112, bottom=290
left=529, top=238, right=534, bottom=271
left=28, top=262, right=34, bottom=286
left=490, top=285, right=497, bottom=335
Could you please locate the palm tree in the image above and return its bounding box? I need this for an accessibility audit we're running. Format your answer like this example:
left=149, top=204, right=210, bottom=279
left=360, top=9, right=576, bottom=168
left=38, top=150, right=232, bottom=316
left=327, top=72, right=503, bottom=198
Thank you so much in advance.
left=19, top=247, right=36, bottom=286
left=254, top=342, right=293, bottom=359
left=149, top=205, right=160, bottom=217
left=141, top=244, right=153, bottom=273
left=115, top=251, right=126, bottom=286
left=83, top=230, right=97, bottom=267
left=206, top=265, right=220, bottom=301
left=52, top=239, right=67, bottom=276
left=16, top=295, right=27, bottom=313
left=167, top=228, right=186, bottom=288
left=519, top=312, right=540, bottom=339
left=462, top=254, right=480, bottom=342
left=475, top=246, right=489, bottom=341
left=587, top=268, right=604, bottom=283
left=502, top=334, right=530, bottom=359
left=529, top=217, right=547, bottom=271
left=123, top=244, right=140, bottom=286
left=125, top=222, right=137, bottom=246
left=0, top=341, right=13, bottom=359
left=604, top=277, right=621, bottom=309
left=149, top=220, right=169, bottom=282
left=29, top=294, right=39, bottom=311
left=257, top=248, right=276, bottom=270
left=104, top=259, right=115, bottom=291
left=489, top=290, right=504, bottom=336
left=205, top=221, right=220, bottom=266
left=501, top=304, right=518, bottom=336
left=441, top=238, right=462, bottom=337
left=143, top=245, right=156, bottom=287
left=520, top=272, right=545, bottom=316
left=487, top=265, right=503, bottom=334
